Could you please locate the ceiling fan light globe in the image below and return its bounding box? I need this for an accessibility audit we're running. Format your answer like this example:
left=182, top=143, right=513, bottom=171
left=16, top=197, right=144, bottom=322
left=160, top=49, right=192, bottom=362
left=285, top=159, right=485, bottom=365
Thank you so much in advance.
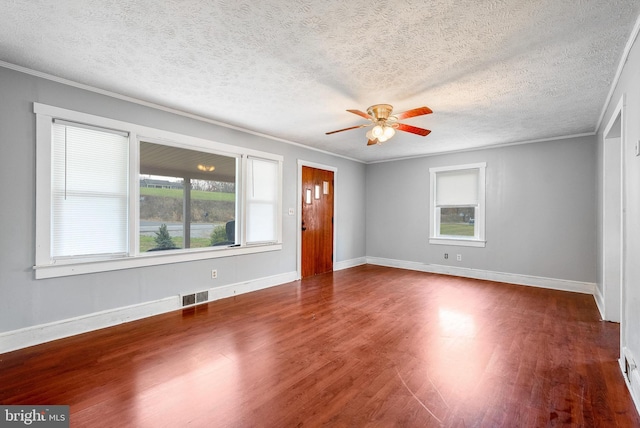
left=372, top=125, right=384, bottom=138
left=383, top=126, right=395, bottom=139
left=377, top=134, right=389, bottom=143
left=366, top=130, right=374, bottom=139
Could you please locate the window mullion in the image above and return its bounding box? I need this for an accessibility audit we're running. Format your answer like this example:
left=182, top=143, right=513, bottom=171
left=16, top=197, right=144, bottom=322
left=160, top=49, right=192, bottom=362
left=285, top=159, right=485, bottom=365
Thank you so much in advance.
left=130, top=133, right=140, bottom=256
left=184, top=176, right=191, bottom=249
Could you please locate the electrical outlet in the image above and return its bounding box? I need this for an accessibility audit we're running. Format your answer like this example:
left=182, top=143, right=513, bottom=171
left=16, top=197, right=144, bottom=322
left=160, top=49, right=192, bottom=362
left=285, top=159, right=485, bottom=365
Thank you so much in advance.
left=456, top=254, right=462, bottom=261
left=288, top=208, right=295, bottom=215
left=444, top=253, right=448, bottom=259
left=211, top=269, right=217, bottom=279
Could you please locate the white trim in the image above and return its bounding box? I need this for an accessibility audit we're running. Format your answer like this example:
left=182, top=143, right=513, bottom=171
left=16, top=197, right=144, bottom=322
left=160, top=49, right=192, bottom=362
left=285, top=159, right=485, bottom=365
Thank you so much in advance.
left=0, top=296, right=178, bottom=354
left=629, top=368, right=640, bottom=415
left=620, top=347, right=640, bottom=416
left=0, top=271, right=297, bottom=354
left=594, top=283, right=605, bottom=320
left=619, top=96, right=627, bottom=367
left=334, top=257, right=367, bottom=271
left=428, top=162, right=488, bottom=174
left=601, top=94, right=625, bottom=323
left=34, top=244, right=282, bottom=279
left=600, top=94, right=626, bottom=368
left=366, top=257, right=596, bottom=295
left=208, top=271, right=297, bottom=301
left=367, top=132, right=595, bottom=164
left=428, top=238, right=486, bottom=248
left=602, top=93, right=626, bottom=142
left=34, top=113, right=53, bottom=266
left=296, top=160, right=338, bottom=279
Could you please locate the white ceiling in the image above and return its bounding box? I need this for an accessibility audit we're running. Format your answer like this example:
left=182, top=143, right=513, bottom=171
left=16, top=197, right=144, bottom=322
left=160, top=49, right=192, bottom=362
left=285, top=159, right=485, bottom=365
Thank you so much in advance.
left=2, top=1, right=639, bottom=163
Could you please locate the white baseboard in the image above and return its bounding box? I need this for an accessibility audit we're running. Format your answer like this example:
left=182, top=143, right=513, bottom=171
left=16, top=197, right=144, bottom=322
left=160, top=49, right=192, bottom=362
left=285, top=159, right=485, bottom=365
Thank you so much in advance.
left=630, top=368, right=640, bottom=415
left=366, top=257, right=596, bottom=295
left=0, top=271, right=297, bottom=354
left=334, top=257, right=367, bottom=272
left=208, top=271, right=298, bottom=301
left=621, top=348, right=640, bottom=417
left=594, top=283, right=605, bottom=319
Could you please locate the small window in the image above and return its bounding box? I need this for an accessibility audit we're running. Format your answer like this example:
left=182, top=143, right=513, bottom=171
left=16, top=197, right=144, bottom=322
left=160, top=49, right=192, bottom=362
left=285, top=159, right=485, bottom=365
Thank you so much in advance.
left=51, top=120, right=129, bottom=259
left=429, top=163, right=486, bottom=247
left=246, top=157, right=279, bottom=244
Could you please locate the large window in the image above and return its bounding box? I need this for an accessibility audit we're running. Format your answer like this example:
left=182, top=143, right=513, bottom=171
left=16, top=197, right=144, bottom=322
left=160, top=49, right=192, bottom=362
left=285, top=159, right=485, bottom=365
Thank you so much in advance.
left=35, top=103, right=283, bottom=278
left=429, top=163, right=486, bottom=247
left=139, top=142, right=238, bottom=252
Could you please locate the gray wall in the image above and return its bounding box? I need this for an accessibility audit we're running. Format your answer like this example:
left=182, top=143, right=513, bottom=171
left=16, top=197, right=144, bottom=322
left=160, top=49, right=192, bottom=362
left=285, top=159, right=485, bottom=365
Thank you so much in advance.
left=365, top=136, right=597, bottom=283
left=0, top=67, right=366, bottom=333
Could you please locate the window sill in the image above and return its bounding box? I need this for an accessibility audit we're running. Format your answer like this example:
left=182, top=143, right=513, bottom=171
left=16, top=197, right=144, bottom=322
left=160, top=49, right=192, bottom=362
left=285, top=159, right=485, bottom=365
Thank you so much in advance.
left=429, top=237, right=486, bottom=248
left=33, top=243, right=282, bottom=279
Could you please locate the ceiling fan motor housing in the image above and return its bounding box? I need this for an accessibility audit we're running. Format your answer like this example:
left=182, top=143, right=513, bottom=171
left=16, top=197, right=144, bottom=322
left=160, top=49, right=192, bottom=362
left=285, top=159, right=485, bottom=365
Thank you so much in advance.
left=367, top=104, right=394, bottom=120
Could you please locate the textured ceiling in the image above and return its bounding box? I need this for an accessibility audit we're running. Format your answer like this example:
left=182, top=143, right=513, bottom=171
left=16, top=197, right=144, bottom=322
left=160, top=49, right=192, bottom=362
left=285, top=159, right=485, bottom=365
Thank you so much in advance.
left=1, top=0, right=639, bottom=163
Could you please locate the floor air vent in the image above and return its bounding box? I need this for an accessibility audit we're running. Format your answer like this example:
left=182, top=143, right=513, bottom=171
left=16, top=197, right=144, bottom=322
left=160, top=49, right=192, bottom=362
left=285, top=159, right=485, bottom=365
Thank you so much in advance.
left=196, top=291, right=209, bottom=303
left=181, top=290, right=209, bottom=307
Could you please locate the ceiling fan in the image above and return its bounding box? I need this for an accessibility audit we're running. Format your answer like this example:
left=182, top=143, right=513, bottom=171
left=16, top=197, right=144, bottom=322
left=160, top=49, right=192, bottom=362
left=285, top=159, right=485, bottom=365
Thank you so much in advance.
left=326, top=104, right=432, bottom=145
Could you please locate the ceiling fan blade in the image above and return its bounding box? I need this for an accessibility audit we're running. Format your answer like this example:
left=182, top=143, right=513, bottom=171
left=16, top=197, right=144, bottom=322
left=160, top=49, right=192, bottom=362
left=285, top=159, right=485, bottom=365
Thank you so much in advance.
left=347, top=109, right=374, bottom=120
left=367, top=139, right=379, bottom=146
left=325, top=124, right=370, bottom=135
left=396, top=123, right=431, bottom=136
left=394, top=106, right=433, bottom=120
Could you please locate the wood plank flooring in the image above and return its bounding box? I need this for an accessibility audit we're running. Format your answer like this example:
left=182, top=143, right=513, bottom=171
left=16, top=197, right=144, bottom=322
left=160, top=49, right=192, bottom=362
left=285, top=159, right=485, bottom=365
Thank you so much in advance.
left=1, top=265, right=639, bottom=427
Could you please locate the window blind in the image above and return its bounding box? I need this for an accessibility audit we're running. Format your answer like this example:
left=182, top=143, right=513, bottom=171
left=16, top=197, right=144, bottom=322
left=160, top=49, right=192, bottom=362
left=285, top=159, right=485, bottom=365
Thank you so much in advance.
left=246, top=157, right=278, bottom=243
left=435, top=168, right=479, bottom=206
left=51, top=122, right=129, bottom=258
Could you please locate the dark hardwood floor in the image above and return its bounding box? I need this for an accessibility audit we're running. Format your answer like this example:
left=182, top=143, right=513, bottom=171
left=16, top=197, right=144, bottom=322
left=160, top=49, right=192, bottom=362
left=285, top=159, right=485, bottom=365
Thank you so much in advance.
left=1, top=265, right=638, bottom=427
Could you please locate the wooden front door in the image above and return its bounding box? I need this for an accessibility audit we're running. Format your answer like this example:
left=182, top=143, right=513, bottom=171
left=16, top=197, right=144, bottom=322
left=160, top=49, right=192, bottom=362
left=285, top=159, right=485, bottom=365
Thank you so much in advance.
left=301, top=166, right=334, bottom=277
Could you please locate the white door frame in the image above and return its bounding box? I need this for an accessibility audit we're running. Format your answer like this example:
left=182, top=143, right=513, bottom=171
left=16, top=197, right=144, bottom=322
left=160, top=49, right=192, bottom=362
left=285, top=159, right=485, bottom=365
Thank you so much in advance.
left=602, top=94, right=625, bottom=361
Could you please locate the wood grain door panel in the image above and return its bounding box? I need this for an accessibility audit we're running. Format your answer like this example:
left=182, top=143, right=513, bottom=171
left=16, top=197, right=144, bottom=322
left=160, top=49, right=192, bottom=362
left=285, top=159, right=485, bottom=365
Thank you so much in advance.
left=301, top=166, right=334, bottom=277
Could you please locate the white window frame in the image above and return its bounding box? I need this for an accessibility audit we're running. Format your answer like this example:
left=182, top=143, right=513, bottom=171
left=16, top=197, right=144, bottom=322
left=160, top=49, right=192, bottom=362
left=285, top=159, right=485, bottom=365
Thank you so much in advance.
left=429, top=162, right=486, bottom=248
left=34, top=103, right=283, bottom=279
